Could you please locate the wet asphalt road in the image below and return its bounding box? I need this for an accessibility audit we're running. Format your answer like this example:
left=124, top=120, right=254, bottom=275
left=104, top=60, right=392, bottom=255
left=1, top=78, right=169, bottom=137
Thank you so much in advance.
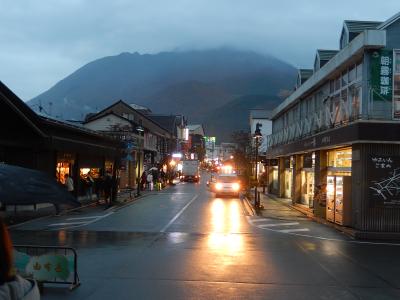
left=9, top=175, right=400, bottom=300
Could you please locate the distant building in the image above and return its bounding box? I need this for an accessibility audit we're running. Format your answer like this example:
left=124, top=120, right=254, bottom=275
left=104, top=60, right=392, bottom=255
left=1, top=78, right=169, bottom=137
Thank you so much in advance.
left=187, top=124, right=205, bottom=160
left=84, top=100, right=175, bottom=188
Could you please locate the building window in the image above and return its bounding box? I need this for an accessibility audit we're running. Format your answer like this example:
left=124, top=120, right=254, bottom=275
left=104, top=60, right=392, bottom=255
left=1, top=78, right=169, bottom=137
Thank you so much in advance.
left=393, top=51, right=400, bottom=119
left=327, top=148, right=352, bottom=168
left=349, top=66, right=356, bottom=83
left=356, top=62, right=363, bottom=80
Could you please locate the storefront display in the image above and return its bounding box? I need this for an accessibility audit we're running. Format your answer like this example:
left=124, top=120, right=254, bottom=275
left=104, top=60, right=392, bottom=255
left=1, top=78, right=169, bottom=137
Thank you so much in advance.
left=284, top=169, right=292, bottom=198
left=326, top=175, right=352, bottom=225
left=301, top=170, right=314, bottom=207
left=327, top=148, right=352, bottom=168
left=272, top=166, right=278, bottom=192
left=56, top=162, right=70, bottom=184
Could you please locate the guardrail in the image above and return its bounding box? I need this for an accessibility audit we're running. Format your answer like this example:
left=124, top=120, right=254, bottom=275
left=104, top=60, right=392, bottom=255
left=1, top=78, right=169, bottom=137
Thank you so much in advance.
left=14, top=245, right=80, bottom=290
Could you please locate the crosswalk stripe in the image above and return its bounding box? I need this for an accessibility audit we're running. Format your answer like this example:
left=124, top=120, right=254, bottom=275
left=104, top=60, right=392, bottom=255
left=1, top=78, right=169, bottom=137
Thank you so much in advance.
left=277, top=228, right=310, bottom=233
left=258, top=222, right=299, bottom=227
left=250, top=218, right=273, bottom=223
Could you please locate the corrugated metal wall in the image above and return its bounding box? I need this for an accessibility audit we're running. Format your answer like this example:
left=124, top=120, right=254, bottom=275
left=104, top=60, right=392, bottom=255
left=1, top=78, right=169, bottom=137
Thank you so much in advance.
left=355, top=143, right=400, bottom=232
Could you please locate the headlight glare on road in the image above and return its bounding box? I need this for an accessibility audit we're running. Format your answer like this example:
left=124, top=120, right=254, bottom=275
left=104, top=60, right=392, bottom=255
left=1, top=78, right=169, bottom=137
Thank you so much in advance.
left=232, top=183, right=240, bottom=191
left=215, top=183, right=222, bottom=190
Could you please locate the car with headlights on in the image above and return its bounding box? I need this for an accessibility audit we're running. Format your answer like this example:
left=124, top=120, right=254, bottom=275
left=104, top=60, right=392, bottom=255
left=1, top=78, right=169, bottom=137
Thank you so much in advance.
left=211, top=174, right=241, bottom=197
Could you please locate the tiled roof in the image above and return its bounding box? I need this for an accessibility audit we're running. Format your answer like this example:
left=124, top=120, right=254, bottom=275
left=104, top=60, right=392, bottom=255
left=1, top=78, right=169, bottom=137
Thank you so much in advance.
left=344, top=20, right=382, bottom=33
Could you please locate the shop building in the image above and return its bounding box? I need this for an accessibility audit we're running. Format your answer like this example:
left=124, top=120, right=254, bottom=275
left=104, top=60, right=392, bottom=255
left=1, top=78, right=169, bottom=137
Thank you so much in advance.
left=265, top=12, right=400, bottom=236
left=0, top=81, right=121, bottom=205
left=84, top=100, right=176, bottom=188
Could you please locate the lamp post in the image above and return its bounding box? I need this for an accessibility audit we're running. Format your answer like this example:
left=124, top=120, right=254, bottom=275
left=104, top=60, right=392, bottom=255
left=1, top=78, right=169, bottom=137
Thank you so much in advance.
left=136, top=125, right=144, bottom=197
left=253, top=123, right=262, bottom=210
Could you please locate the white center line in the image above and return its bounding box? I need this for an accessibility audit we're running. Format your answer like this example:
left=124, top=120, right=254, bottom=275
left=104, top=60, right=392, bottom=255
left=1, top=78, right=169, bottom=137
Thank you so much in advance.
left=258, top=222, right=299, bottom=227
left=160, top=194, right=199, bottom=233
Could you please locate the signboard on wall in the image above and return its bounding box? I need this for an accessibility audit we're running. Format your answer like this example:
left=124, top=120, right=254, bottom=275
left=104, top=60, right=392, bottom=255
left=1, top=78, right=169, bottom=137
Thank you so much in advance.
left=371, top=49, right=393, bottom=101
left=368, top=155, right=400, bottom=207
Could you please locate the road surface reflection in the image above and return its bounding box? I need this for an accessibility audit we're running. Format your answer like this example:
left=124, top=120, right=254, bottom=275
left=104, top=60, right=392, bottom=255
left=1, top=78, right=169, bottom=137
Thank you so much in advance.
left=207, top=199, right=243, bottom=256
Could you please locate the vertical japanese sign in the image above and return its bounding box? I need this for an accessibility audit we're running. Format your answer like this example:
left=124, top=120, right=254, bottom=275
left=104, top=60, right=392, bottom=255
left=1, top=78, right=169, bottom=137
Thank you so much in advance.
left=368, top=156, right=400, bottom=207
left=371, top=49, right=393, bottom=101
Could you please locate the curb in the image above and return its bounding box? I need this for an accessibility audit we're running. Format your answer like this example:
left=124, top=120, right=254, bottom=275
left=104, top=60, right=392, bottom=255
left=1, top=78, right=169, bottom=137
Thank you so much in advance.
left=242, top=195, right=256, bottom=216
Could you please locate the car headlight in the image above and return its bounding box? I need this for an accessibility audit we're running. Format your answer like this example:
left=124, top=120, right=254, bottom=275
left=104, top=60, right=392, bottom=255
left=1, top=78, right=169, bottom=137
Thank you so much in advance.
left=232, top=183, right=240, bottom=191
left=215, top=183, right=222, bottom=190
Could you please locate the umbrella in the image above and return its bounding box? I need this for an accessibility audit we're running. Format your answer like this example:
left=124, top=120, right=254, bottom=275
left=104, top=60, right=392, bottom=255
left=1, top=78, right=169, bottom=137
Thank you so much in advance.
left=0, top=164, right=80, bottom=213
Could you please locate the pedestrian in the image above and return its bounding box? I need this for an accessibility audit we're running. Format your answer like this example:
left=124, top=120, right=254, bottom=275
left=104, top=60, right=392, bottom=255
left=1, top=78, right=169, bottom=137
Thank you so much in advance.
left=152, top=168, right=160, bottom=190
left=0, top=217, right=40, bottom=299
left=140, top=171, right=147, bottom=190
left=146, top=172, right=153, bottom=191
left=103, top=172, right=112, bottom=206
left=85, top=171, right=94, bottom=201
left=64, top=174, right=74, bottom=196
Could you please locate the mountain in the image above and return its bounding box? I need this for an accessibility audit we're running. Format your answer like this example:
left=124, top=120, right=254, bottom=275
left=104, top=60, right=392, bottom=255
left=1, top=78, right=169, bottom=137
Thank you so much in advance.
left=28, top=48, right=296, bottom=140
left=204, top=94, right=282, bottom=142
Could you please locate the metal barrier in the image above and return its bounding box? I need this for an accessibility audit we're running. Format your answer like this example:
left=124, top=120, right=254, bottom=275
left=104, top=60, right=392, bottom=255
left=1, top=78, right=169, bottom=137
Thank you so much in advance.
left=14, top=245, right=80, bottom=290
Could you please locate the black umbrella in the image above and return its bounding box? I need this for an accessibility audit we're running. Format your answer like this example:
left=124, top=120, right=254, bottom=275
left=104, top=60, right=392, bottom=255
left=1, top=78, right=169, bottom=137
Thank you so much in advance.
left=0, top=164, right=80, bottom=213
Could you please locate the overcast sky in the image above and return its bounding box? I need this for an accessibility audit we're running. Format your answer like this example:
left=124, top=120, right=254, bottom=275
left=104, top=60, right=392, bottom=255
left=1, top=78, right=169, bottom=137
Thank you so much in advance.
left=1, top=0, right=399, bottom=100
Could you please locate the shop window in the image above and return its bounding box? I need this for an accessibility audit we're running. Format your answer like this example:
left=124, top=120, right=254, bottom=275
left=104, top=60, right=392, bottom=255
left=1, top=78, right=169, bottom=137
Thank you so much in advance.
left=56, top=162, right=70, bottom=184
left=301, top=170, right=314, bottom=207
left=327, top=148, right=352, bottom=168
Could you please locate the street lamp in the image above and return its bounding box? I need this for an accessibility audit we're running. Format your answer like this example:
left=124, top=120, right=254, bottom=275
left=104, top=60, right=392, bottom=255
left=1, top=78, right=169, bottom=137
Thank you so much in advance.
left=136, top=125, right=144, bottom=197
left=253, top=123, right=262, bottom=209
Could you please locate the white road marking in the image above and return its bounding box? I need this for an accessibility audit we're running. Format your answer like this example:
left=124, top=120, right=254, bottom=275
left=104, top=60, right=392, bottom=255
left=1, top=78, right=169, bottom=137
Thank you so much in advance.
left=250, top=218, right=273, bottom=223
left=66, top=216, right=102, bottom=221
left=48, top=221, right=88, bottom=226
left=160, top=194, right=199, bottom=233
left=277, top=228, right=310, bottom=233
left=52, top=212, right=115, bottom=230
left=258, top=222, right=299, bottom=227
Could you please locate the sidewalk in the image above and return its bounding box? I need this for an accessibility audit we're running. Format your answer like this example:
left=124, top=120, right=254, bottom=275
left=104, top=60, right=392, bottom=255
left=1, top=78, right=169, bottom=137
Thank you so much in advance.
left=245, top=190, right=362, bottom=238
left=1, top=185, right=168, bottom=226
left=247, top=190, right=308, bottom=222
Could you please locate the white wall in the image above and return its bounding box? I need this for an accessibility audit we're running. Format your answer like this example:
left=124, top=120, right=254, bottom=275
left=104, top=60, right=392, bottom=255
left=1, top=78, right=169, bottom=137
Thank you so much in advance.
left=84, top=115, right=132, bottom=131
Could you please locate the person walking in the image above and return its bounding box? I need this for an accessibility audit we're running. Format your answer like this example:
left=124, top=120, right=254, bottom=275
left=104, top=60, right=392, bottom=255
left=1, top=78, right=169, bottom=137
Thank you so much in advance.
left=103, top=172, right=112, bottom=206
left=146, top=172, right=153, bottom=191
left=85, top=172, right=94, bottom=201
left=0, top=218, right=40, bottom=299
left=140, top=171, right=147, bottom=191
left=64, top=174, right=74, bottom=196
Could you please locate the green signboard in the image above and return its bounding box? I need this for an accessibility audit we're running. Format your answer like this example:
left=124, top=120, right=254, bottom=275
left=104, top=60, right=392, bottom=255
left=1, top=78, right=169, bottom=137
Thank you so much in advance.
left=371, top=49, right=393, bottom=101
left=14, top=250, right=73, bottom=282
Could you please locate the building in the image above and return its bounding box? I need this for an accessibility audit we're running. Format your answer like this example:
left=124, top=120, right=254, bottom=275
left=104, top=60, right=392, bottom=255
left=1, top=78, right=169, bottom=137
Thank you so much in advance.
left=187, top=124, right=205, bottom=160
left=84, top=100, right=175, bottom=188
left=0, top=81, right=121, bottom=208
left=265, top=12, right=400, bottom=237
left=147, top=114, right=188, bottom=156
